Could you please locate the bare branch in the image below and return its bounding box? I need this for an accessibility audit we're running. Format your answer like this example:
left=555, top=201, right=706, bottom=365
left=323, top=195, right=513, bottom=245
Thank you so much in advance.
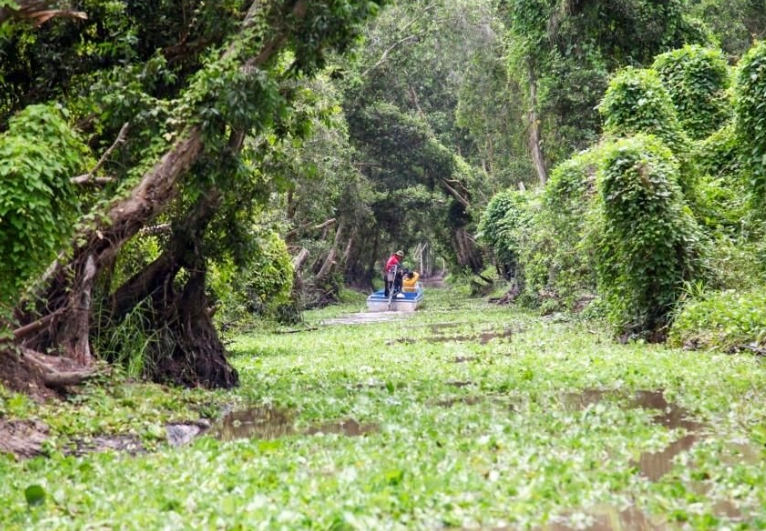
left=13, top=310, right=62, bottom=340
left=139, top=223, right=172, bottom=236
left=285, top=218, right=336, bottom=239
left=440, top=178, right=470, bottom=208
left=0, top=1, right=86, bottom=26
left=361, top=35, right=418, bottom=78
left=70, top=176, right=115, bottom=186
left=71, top=122, right=130, bottom=185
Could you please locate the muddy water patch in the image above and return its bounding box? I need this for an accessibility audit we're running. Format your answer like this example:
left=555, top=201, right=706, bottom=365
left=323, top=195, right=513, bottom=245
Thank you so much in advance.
left=0, top=419, right=49, bottom=458
left=306, top=419, right=378, bottom=437
left=561, top=389, right=759, bottom=482
left=427, top=322, right=462, bottom=332
left=322, top=312, right=413, bottom=326
left=211, top=406, right=378, bottom=442
left=434, top=396, right=485, bottom=408
left=542, top=504, right=669, bottom=530
left=446, top=380, right=475, bottom=388
left=426, top=326, right=515, bottom=345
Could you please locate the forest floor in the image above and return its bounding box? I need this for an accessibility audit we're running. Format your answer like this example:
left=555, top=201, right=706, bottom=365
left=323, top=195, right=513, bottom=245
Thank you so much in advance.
left=1, top=286, right=766, bottom=529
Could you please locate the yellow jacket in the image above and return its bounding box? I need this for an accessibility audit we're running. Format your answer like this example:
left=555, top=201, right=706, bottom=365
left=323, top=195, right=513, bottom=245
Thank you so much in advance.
left=402, top=272, right=420, bottom=292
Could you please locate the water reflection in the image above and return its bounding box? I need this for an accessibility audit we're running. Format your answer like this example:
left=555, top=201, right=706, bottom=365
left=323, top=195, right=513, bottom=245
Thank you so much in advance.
left=549, top=388, right=759, bottom=528
left=426, top=327, right=515, bottom=345
left=545, top=504, right=669, bottom=530
left=210, top=406, right=378, bottom=442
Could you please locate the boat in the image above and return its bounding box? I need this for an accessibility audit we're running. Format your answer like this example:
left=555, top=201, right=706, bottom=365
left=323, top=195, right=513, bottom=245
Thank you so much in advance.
left=366, top=286, right=424, bottom=312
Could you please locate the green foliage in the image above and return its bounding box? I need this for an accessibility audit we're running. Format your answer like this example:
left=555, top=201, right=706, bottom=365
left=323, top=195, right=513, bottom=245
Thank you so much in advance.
left=93, top=298, right=160, bottom=379
left=652, top=45, right=732, bottom=139
left=734, top=40, right=766, bottom=202
left=0, top=104, right=87, bottom=309
left=690, top=124, right=755, bottom=232
left=519, top=150, right=601, bottom=309
left=702, top=236, right=766, bottom=291
left=477, top=190, right=529, bottom=278
left=209, top=230, right=294, bottom=327
left=506, top=0, right=707, bottom=169
left=691, top=0, right=766, bottom=57
left=595, top=135, right=701, bottom=334
left=5, top=292, right=766, bottom=527
left=693, top=123, right=743, bottom=179
left=600, top=69, right=689, bottom=154
left=670, top=288, right=766, bottom=350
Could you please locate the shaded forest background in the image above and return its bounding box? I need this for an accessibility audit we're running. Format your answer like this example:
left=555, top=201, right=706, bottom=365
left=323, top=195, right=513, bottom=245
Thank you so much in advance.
left=2, top=0, right=766, bottom=393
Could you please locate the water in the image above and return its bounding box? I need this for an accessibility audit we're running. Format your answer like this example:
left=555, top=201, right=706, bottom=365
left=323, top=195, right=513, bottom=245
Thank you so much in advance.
left=211, top=406, right=378, bottom=442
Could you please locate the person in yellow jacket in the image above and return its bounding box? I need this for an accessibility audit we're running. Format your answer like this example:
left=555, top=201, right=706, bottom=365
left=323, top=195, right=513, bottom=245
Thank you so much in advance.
left=402, top=270, right=420, bottom=292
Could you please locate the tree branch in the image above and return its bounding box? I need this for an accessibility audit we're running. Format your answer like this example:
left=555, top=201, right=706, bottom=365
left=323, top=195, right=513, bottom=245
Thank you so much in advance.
left=71, top=122, right=129, bottom=185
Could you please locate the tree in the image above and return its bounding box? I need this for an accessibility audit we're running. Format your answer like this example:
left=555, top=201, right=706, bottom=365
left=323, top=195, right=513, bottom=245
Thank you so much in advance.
left=4, top=0, right=383, bottom=392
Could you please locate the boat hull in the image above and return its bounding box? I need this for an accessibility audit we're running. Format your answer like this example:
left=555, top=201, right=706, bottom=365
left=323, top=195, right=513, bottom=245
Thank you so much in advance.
left=366, top=289, right=423, bottom=312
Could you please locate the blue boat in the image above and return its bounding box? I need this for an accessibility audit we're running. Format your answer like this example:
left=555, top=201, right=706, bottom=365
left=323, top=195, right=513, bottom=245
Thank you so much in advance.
left=366, top=286, right=424, bottom=312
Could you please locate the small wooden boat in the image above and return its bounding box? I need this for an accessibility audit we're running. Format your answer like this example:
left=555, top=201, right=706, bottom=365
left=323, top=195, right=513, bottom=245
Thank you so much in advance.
left=366, top=287, right=424, bottom=312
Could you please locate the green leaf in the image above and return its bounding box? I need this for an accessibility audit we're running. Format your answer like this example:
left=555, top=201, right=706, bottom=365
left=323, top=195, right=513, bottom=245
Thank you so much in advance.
left=24, top=485, right=46, bottom=507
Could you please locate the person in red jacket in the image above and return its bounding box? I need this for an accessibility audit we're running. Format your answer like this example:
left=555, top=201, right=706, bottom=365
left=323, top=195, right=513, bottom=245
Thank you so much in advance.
left=384, top=250, right=404, bottom=297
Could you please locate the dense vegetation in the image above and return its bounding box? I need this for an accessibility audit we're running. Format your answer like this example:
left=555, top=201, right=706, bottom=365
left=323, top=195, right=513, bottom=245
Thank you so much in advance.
left=3, top=290, right=766, bottom=528
left=2, top=0, right=766, bottom=526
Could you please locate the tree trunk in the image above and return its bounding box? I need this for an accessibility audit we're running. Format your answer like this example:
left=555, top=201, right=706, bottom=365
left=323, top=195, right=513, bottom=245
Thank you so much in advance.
left=527, top=66, right=548, bottom=185
left=316, top=221, right=345, bottom=282
left=452, top=228, right=483, bottom=274
left=152, top=264, right=239, bottom=389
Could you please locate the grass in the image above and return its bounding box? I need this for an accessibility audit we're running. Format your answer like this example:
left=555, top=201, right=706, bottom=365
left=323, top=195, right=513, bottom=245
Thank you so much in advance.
left=1, top=286, right=766, bottom=529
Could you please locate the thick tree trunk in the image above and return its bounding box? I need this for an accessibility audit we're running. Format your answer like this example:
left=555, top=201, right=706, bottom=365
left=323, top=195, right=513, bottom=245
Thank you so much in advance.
left=104, top=190, right=238, bottom=389
left=152, top=265, right=239, bottom=389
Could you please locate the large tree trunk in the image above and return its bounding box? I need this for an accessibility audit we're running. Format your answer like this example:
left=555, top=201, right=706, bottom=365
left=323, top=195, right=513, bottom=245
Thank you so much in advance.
left=152, top=261, right=239, bottom=389
left=104, top=189, right=238, bottom=388
left=316, top=220, right=345, bottom=282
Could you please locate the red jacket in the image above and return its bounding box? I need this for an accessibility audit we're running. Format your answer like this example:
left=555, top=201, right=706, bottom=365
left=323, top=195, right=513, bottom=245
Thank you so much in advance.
left=385, top=254, right=401, bottom=272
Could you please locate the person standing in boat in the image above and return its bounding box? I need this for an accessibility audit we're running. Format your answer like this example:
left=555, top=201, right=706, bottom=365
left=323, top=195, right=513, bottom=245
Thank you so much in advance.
left=384, top=250, right=404, bottom=297
left=402, top=269, right=420, bottom=292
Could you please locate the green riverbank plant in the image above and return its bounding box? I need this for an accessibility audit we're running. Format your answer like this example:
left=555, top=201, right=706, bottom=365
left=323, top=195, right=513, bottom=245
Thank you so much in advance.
left=595, top=134, right=702, bottom=335
left=734, top=40, right=766, bottom=204
left=652, top=45, right=732, bottom=140
left=670, top=288, right=766, bottom=350
left=518, top=150, right=602, bottom=310
left=477, top=189, right=529, bottom=279
left=0, top=104, right=87, bottom=310
left=599, top=68, right=690, bottom=155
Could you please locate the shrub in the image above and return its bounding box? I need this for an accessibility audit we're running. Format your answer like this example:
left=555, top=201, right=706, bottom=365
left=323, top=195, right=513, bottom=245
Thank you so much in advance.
left=734, top=40, right=766, bottom=202
left=477, top=190, right=529, bottom=280
left=0, top=105, right=87, bottom=309
left=670, top=289, right=766, bottom=351
left=693, top=123, right=743, bottom=179
left=599, top=68, right=690, bottom=154
left=209, top=230, right=294, bottom=328
left=595, top=134, right=702, bottom=335
left=652, top=45, right=732, bottom=139
left=519, top=149, right=601, bottom=309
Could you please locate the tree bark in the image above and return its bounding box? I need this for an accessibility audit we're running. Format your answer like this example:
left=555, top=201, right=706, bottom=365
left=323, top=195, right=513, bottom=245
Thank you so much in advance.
left=527, top=66, right=548, bottom=185
left=316, top=221, right=345, bottom=282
